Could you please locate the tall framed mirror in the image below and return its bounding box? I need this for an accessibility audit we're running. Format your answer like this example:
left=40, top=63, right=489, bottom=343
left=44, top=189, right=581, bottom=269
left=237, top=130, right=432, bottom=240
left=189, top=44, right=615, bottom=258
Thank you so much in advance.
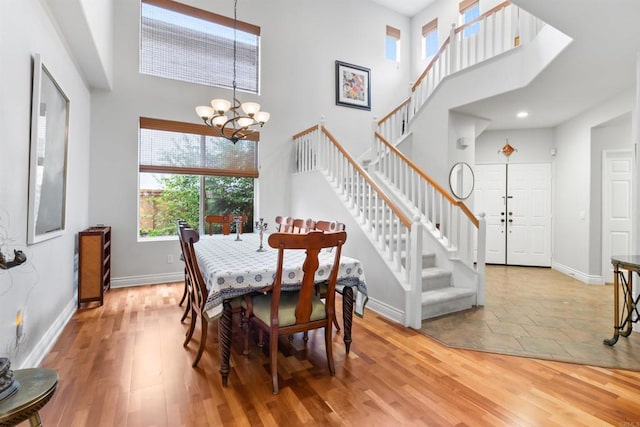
left=449, top=162, right=474, bottom=200
left=27, top=54, right=69, bottom=244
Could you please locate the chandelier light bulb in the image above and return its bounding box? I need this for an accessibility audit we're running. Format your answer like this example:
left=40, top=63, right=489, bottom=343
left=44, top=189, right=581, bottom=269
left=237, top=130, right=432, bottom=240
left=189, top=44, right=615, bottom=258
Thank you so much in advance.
left=211, top=99, right=232, bottom=113
left=255, top=111, right=270, bottom=124
left=195, top=106, right=214, bottom=120
left=212, top=115, right=228, bottom=127
left=241, top=102, right=261, bottom=116
left=237, top=117, right=254, bottom=128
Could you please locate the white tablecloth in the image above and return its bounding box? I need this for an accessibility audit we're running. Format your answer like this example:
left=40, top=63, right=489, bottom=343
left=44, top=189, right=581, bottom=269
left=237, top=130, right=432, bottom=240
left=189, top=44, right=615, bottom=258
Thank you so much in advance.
left=194, top=233, right=368, bottom=319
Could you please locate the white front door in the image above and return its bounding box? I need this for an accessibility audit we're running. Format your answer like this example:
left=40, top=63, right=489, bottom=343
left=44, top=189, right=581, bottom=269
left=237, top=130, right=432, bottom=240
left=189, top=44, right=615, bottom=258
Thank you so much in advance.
left=475, top=163, right=552, bottom=266
left=602, top=150, right=633, bottom=283
left=506, top=163, right=552, bottom=266
left=475, top=164, right=506, bottom=264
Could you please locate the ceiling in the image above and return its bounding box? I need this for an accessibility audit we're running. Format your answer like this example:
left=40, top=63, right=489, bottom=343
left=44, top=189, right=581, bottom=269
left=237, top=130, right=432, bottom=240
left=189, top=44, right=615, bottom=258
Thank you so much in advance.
left=371, top=0, right=640, bottom=130
left=453, top=0, right=640, bottom=130
left=368, top=0, right=435, bottom=16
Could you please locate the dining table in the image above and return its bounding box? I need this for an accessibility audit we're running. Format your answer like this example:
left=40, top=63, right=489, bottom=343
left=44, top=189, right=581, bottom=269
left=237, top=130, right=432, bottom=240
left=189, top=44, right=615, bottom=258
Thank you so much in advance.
left=194, top=232, right=368, bottom=386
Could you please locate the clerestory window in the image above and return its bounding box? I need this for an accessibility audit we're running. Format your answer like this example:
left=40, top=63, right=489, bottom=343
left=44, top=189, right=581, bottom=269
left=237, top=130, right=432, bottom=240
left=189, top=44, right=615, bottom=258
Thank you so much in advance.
left=140, top=0, right=261, bottom=93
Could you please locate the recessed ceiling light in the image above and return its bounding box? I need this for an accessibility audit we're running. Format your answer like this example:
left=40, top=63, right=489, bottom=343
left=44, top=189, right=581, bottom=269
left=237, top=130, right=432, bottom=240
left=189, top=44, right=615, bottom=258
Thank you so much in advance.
left=517, top=111, right=529, bottom=118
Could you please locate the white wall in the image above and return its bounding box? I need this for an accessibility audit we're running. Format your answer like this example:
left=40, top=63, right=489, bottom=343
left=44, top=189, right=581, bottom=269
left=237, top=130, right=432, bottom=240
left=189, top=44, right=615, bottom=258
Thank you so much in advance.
left=0, top=0, right=91, bottom=367
left=476, top=128, right=555, bottom=164
left=90, top=0, right=412, bottom=286
left=553, top=91, right=634, bottom=281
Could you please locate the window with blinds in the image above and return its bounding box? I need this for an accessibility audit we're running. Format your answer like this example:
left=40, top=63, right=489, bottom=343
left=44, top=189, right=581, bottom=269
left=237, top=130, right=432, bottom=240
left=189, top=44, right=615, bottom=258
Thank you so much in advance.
left=385, top=25, right=401, bottom=62
left=138, top=117, right=257, bottom=238
left=422, top=18, right=438, bottom=59
left=459, top=0, right=480, bottom=38
left=139, top=117, right=258, bottom=178
left=140, top=0, right=261, bottom=93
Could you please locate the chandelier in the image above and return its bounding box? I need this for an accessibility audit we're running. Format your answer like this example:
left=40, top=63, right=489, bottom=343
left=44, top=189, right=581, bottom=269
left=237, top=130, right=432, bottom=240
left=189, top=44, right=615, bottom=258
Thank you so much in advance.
left=195, top=0, right=269, bottom=144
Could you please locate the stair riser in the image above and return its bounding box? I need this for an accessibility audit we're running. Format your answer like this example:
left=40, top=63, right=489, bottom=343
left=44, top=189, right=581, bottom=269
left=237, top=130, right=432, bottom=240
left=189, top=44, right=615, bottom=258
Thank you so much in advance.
left=422, top=274, right=451, bottom=291
left=422, top=294, right=475, bottom=320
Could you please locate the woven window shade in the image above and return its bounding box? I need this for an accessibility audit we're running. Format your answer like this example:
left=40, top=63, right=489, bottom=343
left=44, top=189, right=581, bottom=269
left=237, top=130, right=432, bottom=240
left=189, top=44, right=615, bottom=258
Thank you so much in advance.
left=386, top=25, right=401, bottom=40
left=459, top=0, right=478, bottom=13
left=422, top=18, right=438, bottom=36
left=139, top=117, right=258, bottom=178
left=141, top=0, right=260, bottom=93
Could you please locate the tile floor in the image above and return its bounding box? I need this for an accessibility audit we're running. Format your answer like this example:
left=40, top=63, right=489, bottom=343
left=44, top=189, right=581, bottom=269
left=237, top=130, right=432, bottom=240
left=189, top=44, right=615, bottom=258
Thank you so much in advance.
left=420, top=265, right=640, bottom=370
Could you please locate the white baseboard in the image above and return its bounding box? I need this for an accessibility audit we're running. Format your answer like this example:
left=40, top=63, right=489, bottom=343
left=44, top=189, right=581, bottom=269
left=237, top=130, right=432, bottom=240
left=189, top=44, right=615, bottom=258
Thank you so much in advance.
left=19, top=299, right=76, bottom=369
left=364, top=297, right=405, bottom=325
left=552, top=262, right=603, bottom=285
left=111, top=272, right=184, bottom=288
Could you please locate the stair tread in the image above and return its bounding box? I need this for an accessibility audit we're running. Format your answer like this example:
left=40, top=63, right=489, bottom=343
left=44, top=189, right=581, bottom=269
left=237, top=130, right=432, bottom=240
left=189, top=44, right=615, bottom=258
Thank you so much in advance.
left=421, top=287, right=475, bottom=303
left=422, top=267, right=451, bottom=278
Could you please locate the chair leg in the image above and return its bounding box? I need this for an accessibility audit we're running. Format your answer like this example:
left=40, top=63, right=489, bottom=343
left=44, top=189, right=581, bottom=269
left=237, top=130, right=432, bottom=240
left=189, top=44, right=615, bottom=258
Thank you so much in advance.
left=178, top=273, right=188, bottom=306
left=193, top=315, right=208, bottom=367
left=270, top=330, right=279, bottom=394
left=180, top=293, right=191, bottom=323
left=325, top=321, right=335, bottom=375
left=332, top=317, right=340, bottom=332
left=184, top=306, right=197, bottom=346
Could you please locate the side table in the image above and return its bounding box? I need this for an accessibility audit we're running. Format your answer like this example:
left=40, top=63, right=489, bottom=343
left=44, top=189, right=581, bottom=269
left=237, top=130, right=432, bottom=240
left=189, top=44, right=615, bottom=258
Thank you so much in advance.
left=0, top=368, right=58, bottom=427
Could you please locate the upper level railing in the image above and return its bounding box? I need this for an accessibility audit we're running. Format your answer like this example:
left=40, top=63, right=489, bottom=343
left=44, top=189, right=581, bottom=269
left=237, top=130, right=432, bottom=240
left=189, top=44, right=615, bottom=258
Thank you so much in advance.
left=377, top=1, right=544, bottom=143
left=293, top=124, right=413, bottom=281
left=372, top=132, right=484, bottom=270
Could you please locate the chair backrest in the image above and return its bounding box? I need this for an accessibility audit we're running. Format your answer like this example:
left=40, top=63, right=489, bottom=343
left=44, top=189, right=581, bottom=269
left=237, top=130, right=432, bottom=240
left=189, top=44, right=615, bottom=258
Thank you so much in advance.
left=314, top=220, right=346, bottom=232
left=274, top=216, right=293, bottom=232
left=204, top=214, right=232, bottom=235
left=291, top=218, right=316, bottom=234
left=267, top=230, right=347, bottom=325
left=179, top=227, right=208, bottom=311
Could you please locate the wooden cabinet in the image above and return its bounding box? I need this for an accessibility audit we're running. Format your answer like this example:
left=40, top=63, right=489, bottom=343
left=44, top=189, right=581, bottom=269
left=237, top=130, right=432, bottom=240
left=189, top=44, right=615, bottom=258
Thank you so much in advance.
left=78, top=226, right=111, bottom=307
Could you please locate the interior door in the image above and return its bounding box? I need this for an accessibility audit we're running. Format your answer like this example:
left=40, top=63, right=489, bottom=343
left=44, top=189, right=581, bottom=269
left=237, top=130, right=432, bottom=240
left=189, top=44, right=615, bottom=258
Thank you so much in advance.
left=475, top=163, right=552, bottom=266
left=602, top=150, right=633, bottom=284
left=475, top=164, right=506, bottom=264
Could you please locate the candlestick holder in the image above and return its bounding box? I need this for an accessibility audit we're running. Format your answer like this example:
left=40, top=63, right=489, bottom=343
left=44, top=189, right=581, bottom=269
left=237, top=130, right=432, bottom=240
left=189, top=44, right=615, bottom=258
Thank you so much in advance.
left=255, top=218, right=268, bottom=252
left=233, top=215, right=244, bottom=241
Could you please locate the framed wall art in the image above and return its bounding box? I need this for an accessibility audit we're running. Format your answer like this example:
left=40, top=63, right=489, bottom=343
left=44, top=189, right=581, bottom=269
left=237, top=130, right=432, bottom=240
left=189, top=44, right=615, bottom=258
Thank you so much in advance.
left=27, top=53, right=70, bottom=244
left=335, top=60, right=371, bottom=110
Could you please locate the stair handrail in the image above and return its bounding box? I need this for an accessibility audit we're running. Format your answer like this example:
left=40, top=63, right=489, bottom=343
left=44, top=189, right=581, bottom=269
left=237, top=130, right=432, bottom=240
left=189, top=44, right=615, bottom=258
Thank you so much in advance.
left=376, top=1, right=544, bottom=144
left=373, top=131, right=480, bottom=269
left=293, top=124, right=413, bottom=281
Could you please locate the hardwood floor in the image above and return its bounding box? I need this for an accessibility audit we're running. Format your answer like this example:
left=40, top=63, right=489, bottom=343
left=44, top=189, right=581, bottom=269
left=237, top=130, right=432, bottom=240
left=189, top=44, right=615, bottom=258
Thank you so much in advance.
left=35, top=282, right=640, bottom=426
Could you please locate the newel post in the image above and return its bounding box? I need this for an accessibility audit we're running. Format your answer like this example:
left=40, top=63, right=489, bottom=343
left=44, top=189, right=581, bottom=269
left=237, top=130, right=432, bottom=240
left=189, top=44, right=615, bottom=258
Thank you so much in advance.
left=476, top=212, right=487, bottom=306
left=318, top=115, right=326, bottom=170
left=406, top=216, right=424, bottom=328
left=449, top=23, right=458, bottom=74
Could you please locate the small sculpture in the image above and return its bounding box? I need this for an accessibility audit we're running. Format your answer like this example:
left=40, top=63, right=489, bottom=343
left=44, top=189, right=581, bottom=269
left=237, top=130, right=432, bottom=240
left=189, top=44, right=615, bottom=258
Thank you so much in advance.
left=0, top=357, right=19, bottom=401
left=255, top=218, right=268, bottom=252
left=0, top=250, right=27, bottom=270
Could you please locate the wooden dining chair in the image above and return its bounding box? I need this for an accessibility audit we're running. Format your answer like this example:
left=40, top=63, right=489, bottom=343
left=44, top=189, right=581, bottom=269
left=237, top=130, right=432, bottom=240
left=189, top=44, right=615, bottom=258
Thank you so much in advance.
left=179, top=226, right=216, bottom=367
left=177, top=220, right=191, bottom=322
left=243, top=230, right=347, bottom=394
left=204, top=214, right=232, bottom=235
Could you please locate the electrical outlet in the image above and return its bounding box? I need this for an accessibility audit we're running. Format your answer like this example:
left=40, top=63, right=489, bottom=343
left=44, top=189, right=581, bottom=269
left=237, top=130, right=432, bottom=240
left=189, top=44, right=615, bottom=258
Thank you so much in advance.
left=167, top=254, right=174, bottom=264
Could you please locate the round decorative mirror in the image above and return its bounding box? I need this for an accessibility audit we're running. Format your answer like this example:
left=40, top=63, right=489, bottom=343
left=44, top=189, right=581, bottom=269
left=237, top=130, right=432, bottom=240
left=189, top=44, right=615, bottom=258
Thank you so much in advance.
left=449, top=162, right=474, bottom=200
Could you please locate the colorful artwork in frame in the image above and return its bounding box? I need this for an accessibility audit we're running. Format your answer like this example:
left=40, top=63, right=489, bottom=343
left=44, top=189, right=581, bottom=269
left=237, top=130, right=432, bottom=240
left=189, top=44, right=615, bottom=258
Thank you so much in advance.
left=335, top=60, right=371, bottom=111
